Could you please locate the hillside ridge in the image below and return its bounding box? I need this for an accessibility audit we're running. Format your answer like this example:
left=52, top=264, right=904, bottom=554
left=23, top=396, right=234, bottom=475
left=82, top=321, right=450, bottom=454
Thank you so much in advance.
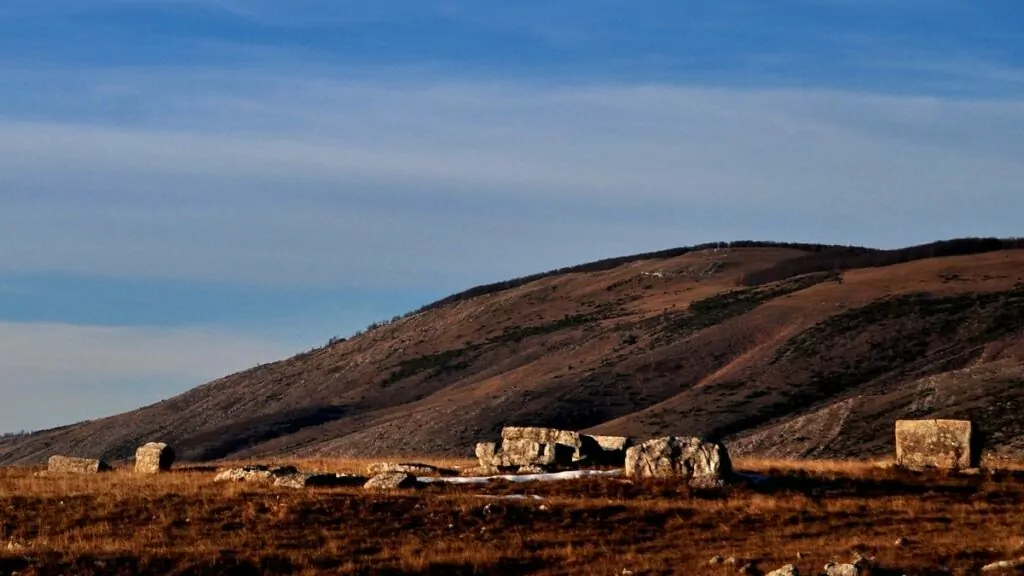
left=2, top=237, right=1023, bottom=465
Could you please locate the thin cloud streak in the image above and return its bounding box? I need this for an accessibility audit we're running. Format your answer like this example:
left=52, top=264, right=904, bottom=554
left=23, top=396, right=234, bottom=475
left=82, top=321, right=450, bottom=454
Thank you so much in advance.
left=0, top=76, right=1022, bottom=289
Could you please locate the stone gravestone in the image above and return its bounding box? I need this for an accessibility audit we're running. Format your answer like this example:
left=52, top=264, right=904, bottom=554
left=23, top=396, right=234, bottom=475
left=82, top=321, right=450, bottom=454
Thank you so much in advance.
left=47, top=455, right=111, bottom=474
left=624, top=436, right=732, bottom=489
left=895, top=419, right=977, bottom=470
left=134, top=442, right=175, bottom=474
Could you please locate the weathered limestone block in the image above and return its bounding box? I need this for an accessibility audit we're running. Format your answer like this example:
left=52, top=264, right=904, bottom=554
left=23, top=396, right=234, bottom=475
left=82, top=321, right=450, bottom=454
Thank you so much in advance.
left=499, top=439, right=574, bottom=468
left=134, top=442, right=175, bottom=474
left=501, top=427, right=597, bottom=462
left=895, top=419, right=977, bottom=470
left=47, top=455, right=111, bottom=474
left=213, top=465, right=298, bottom=483
left=367, top=462, right=458, bottom=477
left=475, top=442, right=501, bottom=467
left=624, top=436, right=732, bottom=489
left=364, top=472, right=419, bottom=491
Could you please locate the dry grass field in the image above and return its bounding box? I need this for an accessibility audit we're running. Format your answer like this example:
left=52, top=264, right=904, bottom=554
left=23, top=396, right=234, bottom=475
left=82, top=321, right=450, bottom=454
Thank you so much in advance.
left=3, top=458, right=1024, bottom=575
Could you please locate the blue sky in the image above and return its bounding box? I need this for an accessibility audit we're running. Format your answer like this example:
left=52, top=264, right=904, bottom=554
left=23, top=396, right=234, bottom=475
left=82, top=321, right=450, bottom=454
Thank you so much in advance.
left=1, top=1, right=1023, bottom=432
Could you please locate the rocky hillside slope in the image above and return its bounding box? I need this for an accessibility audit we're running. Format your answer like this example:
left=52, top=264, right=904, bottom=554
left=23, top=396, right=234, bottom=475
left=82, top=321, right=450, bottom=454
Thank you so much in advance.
left=2, top=239, right=1024, bottom=465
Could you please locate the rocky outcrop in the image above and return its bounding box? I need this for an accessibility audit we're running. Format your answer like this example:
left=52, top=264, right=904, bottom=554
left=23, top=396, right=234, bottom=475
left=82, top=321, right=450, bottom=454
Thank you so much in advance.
left=895, top=419, right=977, bottom=469
left=366, top=462, right=457, bottom=477
left=134, top=442, right=175, bottom=474
left=624, top=436, right=732, bottom=488
left=47, top=455, right=111, bottom=474
left=364, top=472, right=419, bottom=490
left=213, top=465, right=298, bottom=483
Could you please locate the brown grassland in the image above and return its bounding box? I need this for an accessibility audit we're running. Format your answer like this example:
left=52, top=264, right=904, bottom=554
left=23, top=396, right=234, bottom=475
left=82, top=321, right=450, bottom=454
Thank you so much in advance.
left=3, top=458, right=1024, bottom=575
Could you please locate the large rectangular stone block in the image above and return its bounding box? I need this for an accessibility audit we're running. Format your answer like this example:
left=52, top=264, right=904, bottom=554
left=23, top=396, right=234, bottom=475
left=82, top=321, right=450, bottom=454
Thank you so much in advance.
left=895, top=419, right=977, bottom=470
left=501, top=426, right=596, bottom=462
left=47, top=455, right=111, bottom=474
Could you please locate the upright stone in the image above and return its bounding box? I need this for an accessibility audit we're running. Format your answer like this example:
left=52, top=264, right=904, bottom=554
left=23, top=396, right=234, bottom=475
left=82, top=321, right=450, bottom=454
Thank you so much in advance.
left=895, top=419, right=977, bottom=470
left=624, top=436, right=732, bottom=489
left=134, top=442, right=175, bottom=474
left=475, top=442, right=501, bottom=468
left=47, top=455, right=111, bottom=474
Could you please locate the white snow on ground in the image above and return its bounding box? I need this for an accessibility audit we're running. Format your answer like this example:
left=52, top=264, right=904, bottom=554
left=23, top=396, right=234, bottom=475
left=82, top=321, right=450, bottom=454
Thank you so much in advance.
left=475, top=494, right=546, bottom=501
left=417, top=469, right=623, bottom=485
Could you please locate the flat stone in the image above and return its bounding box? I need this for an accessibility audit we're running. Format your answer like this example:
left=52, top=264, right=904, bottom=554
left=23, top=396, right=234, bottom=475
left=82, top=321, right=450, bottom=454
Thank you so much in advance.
left=366, top=462, right=457, bottom=477
left=364, top=472, right=419, bottom=491
left=823, top=563, right=858, bottom=576
left=47, top=455, right=111, bottom=474
left=213, top=465, right=298, bottom=483
left=982, top=558, right=1024, bottom=572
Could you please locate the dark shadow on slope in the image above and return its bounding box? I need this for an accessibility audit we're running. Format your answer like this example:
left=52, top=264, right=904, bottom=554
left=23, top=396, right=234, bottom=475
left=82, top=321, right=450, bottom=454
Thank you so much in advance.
left=175, top=404, right=355, bottom=461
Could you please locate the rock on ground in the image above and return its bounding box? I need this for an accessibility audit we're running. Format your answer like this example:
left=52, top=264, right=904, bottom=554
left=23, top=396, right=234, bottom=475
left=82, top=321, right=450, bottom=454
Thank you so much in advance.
left=364, top=472, right=419, bottom=491
left=461, top=465, right=502, bottom=477
left=502, top=427, right=603, bottom=463
left=366, top=462, right=457, bottom=477
left=516, top=465, right=548, bottom=474
left=213, top=465, right=298, bottom=483
left=823, top=563, right=858, bottom=576
left=982, top=558, right=1024, bottom=572
left=624, top=436, right=732, bottom=488
left=766, top=565, right=798, bottom=576
left=273, top=473, right=367, bottom=489
left=47, top=455, right=111, bottom=474
left=895, top=419, right=977, bottom=470
left=134, top=442, right=175, bottom=474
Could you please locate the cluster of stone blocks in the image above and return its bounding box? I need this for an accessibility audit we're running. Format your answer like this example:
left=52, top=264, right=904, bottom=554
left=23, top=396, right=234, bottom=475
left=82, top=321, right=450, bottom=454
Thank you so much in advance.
left=473, top=426, right=633, bottom=475
left=46, top=442, right=175, bottom=475
left=475, top=426, right=733, bottom=488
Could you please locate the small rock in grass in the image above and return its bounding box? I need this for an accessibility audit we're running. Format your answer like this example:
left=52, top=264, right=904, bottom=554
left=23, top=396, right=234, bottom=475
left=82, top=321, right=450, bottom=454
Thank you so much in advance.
left=709, top=556, right=725, bottom=565
left=823, top=563, right=858, bottom=576
left=766, top=565, right=798, bottom=576
left=982, top=558, right=1024, bottom=572
left=363, top=472, right=419, bottom=491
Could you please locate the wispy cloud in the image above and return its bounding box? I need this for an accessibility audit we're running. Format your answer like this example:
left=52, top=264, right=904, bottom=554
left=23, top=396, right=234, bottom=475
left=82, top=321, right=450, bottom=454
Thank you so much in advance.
left=1, top=72, right=1022, bottom=290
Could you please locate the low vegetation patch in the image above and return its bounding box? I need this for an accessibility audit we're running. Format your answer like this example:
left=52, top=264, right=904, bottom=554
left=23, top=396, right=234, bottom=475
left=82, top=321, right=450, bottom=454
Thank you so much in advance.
left=2, top=459, right=1024, bottom=575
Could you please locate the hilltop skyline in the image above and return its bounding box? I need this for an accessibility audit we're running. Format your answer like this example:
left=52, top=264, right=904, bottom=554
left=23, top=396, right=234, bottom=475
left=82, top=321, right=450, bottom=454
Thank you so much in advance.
left=1, top=1, right=1023, bottom=431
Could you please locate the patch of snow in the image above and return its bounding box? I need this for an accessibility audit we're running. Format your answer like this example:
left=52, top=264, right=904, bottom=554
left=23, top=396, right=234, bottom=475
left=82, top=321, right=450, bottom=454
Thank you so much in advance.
left=418, top=469, right=623, bottom=485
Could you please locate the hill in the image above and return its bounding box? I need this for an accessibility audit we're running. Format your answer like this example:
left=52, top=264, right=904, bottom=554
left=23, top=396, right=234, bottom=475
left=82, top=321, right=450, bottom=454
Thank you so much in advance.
left=2, top=238, right=1023, bottom=465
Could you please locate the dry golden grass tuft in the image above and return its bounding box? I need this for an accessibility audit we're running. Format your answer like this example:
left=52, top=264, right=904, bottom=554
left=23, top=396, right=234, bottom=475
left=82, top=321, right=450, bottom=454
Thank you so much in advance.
left=2, top=459, right=1024, bottom=574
